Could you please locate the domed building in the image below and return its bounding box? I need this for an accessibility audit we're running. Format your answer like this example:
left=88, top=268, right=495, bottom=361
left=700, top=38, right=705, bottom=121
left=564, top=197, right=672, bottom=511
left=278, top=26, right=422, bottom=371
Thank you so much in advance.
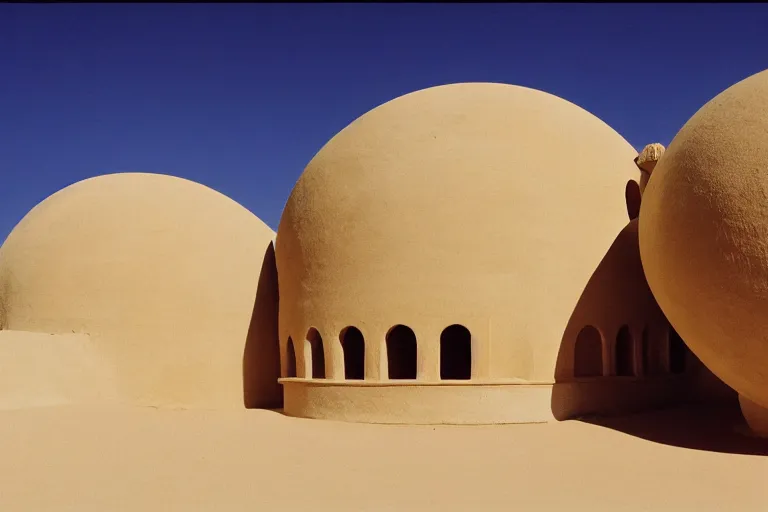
left=0, top=84, right=735, bottom=424
left=639, top=69, right=768, bottom=436
left=0, top=173, right=280, bottom=410
left=275, top=83, right=710, bottom=424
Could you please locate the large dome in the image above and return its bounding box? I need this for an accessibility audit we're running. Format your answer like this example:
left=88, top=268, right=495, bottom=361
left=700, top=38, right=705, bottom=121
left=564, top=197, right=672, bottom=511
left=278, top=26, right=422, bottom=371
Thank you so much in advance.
left=639, top=69, right=768, bottom=410
left=0, top=173, right=280, bottom=409
left=276, top=82, right=642, bottom=383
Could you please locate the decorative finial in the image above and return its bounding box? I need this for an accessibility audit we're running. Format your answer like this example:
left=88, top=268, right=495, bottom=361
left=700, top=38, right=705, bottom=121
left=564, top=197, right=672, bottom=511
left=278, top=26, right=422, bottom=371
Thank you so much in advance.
left=635, top=143, right=666, bottom=174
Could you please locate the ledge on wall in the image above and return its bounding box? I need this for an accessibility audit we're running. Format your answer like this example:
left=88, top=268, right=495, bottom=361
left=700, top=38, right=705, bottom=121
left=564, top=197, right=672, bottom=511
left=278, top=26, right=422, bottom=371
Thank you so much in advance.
left=280, top=375, right=690, bottom=425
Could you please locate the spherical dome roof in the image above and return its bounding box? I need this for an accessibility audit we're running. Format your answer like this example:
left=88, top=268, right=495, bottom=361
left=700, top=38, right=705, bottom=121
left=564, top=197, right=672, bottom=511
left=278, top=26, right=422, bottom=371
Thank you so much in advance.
left=639, top=69, right=768, bottom=409
left=0, top=173, right=279, bottom=408
left=276, top=82, right=642, bottom=381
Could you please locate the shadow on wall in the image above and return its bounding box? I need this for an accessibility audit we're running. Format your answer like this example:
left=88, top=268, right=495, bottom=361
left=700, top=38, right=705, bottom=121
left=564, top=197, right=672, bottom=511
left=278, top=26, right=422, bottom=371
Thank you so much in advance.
left=550, top=213, right=736, bottom=422
left=548, top=205, right=749, bottom=454
left=551, top=217, right=668, bottom=420
left=243, top=241, right=283, bottom=409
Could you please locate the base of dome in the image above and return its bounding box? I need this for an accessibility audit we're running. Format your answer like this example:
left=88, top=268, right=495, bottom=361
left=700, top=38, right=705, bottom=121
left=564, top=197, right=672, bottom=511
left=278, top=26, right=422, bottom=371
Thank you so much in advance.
left=739, top=394, right=768, bottom=438
left=279, top=375, right=688, bottom=425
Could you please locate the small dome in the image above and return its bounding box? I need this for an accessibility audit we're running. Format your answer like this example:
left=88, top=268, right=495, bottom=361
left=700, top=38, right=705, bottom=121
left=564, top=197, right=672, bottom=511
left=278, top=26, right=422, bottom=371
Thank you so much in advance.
left=639, top=69, right=768, bottom=409
left=0, top=173, right=279, bottom=409
left=276, top=82, right=642, bottom=383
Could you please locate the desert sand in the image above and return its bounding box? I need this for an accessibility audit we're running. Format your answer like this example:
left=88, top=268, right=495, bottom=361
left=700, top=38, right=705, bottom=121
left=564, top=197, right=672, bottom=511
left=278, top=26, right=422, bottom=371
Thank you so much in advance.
left=0, top=401, right=766, bottom=511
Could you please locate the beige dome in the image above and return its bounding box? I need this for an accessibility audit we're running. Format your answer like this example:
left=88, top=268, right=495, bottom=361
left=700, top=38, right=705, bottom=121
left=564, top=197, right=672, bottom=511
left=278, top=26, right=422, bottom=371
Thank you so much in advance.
left=639, top=69, right=768, bottom=410
left=0, top=173, right=280, bottom=409
left=276, top=82, right=642, bottom=384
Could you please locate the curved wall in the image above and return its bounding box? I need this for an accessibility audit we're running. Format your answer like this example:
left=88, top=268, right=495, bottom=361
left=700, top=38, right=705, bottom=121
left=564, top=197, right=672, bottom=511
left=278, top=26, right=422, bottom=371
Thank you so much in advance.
left=0, top=173, right=281, bottom=409
left=276, top=83, right=643, bottom=391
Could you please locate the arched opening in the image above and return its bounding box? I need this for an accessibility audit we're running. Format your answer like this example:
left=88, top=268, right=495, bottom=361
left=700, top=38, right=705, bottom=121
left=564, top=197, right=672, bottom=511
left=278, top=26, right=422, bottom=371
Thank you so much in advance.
left=386, top=325, right=417, bottom=379
left=625, top=180, right=642, bottom=220
left=286, top=337, right=297, bottom=378
left=615, top=325, right=635, bottom=376
left=340, top=326, right=365, bottom=380
left=669, top=327, right=687, bottom=374
left=440, top=324, right=471, bottom=380
left=574, top=325, right=603, bottom=378
left=307, top=328, right=325, bottom=379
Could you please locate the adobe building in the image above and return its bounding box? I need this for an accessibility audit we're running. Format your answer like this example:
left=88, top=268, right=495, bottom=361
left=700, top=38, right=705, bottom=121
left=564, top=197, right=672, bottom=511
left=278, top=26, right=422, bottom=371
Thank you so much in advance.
left=274, top=82, right=730, bottom=424
left=0, top=80, right=750, bottom=427
left=640, top=69, right=768, bottom=437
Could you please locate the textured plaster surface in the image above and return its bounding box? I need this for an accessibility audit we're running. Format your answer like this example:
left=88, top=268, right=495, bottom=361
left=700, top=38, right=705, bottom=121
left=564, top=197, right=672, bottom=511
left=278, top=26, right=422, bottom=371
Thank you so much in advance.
left=640, top=69, right=768, bottom=412
left=0, top=330, right=117, bottom=409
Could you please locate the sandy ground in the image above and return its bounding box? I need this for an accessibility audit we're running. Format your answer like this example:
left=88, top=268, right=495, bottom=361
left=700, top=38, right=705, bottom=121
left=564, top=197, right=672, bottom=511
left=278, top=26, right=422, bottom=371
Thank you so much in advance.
left=0, top=404, right=766, bottom=511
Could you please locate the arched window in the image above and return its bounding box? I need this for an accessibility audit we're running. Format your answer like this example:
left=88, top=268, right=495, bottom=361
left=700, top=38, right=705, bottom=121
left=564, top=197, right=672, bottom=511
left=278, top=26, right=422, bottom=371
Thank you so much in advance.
left=615, top=325, right=635, bottom=376
left=340, top=326, right=365, bottom=380
left=669, top=327, right=687, bottom=374
left=440, top=324, right=471, bottom=380
left=286, top=337, right=297, bottom=378
left=386, top=325, right=417, bottom=379
left=574, top=325, right=603, bottom=378
left=306, top=328, right=325, bottom=379
left=625, top=180, right=642, bottom=220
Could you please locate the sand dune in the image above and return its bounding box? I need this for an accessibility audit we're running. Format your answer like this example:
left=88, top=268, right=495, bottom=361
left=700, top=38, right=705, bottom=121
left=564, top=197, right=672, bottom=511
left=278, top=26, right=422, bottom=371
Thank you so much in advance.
left=0, top=404, right=766, bottom=511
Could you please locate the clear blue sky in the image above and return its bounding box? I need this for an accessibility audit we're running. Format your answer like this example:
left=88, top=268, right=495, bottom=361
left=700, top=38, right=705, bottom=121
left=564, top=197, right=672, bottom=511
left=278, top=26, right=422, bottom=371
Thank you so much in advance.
left=2, top=3, right=768, bottom=242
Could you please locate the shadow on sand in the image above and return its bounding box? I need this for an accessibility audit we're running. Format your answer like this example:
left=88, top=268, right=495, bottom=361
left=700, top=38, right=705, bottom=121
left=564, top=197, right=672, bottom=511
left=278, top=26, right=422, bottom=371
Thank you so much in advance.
left=578, top=402, right=768, bottom=456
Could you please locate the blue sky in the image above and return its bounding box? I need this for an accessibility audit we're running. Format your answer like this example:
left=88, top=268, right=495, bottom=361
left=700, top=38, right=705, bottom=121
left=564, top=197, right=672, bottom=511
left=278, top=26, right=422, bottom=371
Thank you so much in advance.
left=2, top=3, right=768, bottom=242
